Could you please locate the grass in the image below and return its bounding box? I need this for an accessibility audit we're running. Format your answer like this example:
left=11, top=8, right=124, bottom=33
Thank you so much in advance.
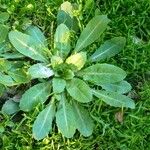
left=0, top=0, right=150, bottom=149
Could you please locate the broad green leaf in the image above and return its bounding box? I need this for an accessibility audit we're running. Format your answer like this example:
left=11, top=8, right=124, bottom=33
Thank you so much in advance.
left=0, top=12, right=9, bottom=23
left=92, top=90, right=135, bottom=109
left=75, top=15, right=110, bottom=52
left=0, top=72, right=15, bottom=86
left=0, top=84, right=5, bottom=96
left=56, top=93, right=76, bottom=138
left=101, top=81, right=132, bottom=94
left=9, top=31, right=47, bottom=62
left=79, top=64, right=126, bottom=85
left=2, top=99, right=20, bottom=115
left=66, top=52, right=87, bottom=70
left=33, top=100, right=56, bottom=140
left=25, top=26, right=49, bottom=59
left=72, top=101, right=94, bottom=136
left=26, top=25, right=47, bottom=47
left=0, top=25, right=9, bottom=43
left=54, top=24, right=71, bottom=58
left=90, top=37, right=126, bottom=62
left=66, top=78, right=92, bottom=103
left=28, top=63, right=54, bottom=79
left=20, top=82, right=51, bottom=111
left=0, top=52, right=24, bottom=59
left=8, top=69, right=31, bottom=84
left=52, top=78, right=66, bottom=93
left=57, top=1, right=78, bottom=31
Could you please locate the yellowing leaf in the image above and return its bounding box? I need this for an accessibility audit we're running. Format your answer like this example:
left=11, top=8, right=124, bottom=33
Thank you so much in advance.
left=66, top=52, right=87, bottom=70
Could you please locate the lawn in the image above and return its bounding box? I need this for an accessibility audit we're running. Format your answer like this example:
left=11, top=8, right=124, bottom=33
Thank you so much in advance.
left=0, top=0, right=150, bottom=149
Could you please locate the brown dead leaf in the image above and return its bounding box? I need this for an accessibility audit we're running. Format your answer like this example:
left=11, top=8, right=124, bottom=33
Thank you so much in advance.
left=115, top=111, right=124, bottom=124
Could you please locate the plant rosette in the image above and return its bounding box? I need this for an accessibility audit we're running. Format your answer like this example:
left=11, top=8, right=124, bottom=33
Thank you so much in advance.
left=0, top=1, right=135, bottom=140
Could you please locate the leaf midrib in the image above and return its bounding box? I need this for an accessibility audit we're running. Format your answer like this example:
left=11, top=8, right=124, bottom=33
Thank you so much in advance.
left=91, top=45, right=117, bottom=60
left=93, top=90, right=124, bottom=106
left=76, top=17, right=105, bottom=51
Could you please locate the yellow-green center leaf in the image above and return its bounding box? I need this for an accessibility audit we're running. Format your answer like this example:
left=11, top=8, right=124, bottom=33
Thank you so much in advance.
left=75, top=15, right=110, bottom=52
left=33, top=100, right=56, bottom=140
left=66, top=78, right=93, bottom=103
left=51, top=56, right=63, bottom=68
left=20, top=82, right=51, bottom=111
left=78, top=64, right=126, bottom=85
left=66, top=52, right=87, bottom=70
left=92, top=90, right=135, bottom=109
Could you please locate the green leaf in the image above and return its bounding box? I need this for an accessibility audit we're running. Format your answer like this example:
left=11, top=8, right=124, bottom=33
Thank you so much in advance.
left=26, top=25, right=47, bottom=47
left=0, top=72, right=15, bottom=86
left=0, top=83, right=5, bottom=96
left=66, top=78, right=93, bottom=103
left=8, top=69, right=31, bottom=84
left=2, top=99, right=20, bottom=115
left=0, top=25, right=9, bottom=43
left=75, top=15, right=110, bottom=52
left=0, top=52, right=24, bottom=59
left=51, top=55, right=63, bottom=68
left=56, top=93, right=76, bottom=138
left=72, top=101, right=94, bottom=137
left=9, top=31, right=47, bottom=62
left=92, top=90, right=135, bottom=109
left=79, top=64, right=126, bottom=85
left=101, top=81, right=132, bottom=94
left=54, top=24, right=71, bottom=58
left=20, top=82, right=51, bottom=111
left=63, top=69, right=74, bottom=80
left=0, top=59, right=12, bottom=72
left=57, top=1, right=78, bottom=31
left=66, top=52, right=87, bottom=70
left=52, top=78, right=66, bottom=93
left=0, top=12, right=9, bottom=23
left=90, top=37, right=126, bottom=62
left=28, top=63, right=54, bottom=79
left=33, top=100, right=56, bottom=140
